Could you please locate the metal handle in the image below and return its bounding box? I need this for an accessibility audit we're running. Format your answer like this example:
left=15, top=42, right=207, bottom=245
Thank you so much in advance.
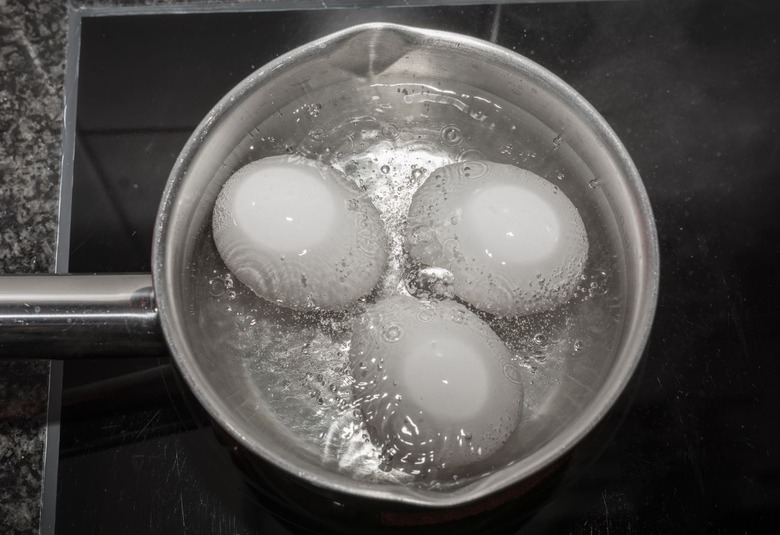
left=0, top=273, right=166, bottom=359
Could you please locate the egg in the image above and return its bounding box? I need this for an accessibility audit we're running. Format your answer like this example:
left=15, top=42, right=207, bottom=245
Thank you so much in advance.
left=212, top=155, right=387, bottom=311
left=406, top=161, right=588, bottom=316
left=349, top=295, right=523, bottom=475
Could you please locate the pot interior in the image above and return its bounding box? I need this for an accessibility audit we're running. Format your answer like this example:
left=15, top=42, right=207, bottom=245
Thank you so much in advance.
left=155, top=23, right=657, bottom=507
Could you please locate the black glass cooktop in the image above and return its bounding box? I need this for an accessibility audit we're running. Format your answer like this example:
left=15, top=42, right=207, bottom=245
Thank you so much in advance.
left=48, top=1, right=780, bottom=533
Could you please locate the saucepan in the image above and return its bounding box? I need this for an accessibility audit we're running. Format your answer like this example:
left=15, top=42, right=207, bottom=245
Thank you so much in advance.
left=0, top=23, right=658, bottom=510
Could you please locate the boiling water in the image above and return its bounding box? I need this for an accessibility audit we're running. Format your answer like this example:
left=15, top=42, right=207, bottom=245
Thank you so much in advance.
left=192, top=81, right=626, bottom=490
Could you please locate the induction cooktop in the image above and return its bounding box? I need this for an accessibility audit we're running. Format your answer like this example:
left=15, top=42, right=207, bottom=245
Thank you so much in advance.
left=44, top=1, right=780, bottom=533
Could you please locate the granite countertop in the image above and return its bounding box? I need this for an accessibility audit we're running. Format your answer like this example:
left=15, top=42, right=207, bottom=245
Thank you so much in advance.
left=1, top=1, right=66, bottom=532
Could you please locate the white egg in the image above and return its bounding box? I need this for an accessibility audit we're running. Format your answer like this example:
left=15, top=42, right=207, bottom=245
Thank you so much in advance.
left=349, top=295, right=523, bottom=475
left=406, top=161, right=588, bottom=316
left=212, top=155, right=388, bottom=311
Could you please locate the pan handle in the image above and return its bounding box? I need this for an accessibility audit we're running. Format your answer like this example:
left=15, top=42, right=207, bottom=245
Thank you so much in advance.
left=0, top=273, right=166, bottom=360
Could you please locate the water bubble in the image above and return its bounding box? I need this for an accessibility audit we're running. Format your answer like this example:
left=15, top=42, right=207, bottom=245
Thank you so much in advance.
left=459, top=161, right=489, bottom=180
left=380, top=164, right=390, bottom=174
left=533, top=333, right=547, bottom=346
left=552, top=134, right=563, bottom=150
left=380, top=123, right=400, bottom=140
left=381, top=324, right=403, bottom=343
left=409, top=225, right=435, bottom=246
left=574, top=340, right=584, bottom=352
left=209, top=277, right=227, bottom=297
left=588, top=269, right=609, bottom=296
left=303, top=103, right=322, bottom=118
left=589, top=178, right=601, bottom=189
left=450, top=309, right=466, bottom=323
left=440, top=124, right=463, bottom=146
left=416, top=307, right=435, bottom=323
left=411, top=167, right=426, bottom=181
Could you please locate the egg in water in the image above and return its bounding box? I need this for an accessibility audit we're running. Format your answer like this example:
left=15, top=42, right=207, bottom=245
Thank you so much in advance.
left=212, top=155, right=388, bottom=311
left=406, top=161, right=588, bottom=316
left=349, top=295, right=524, bottom=475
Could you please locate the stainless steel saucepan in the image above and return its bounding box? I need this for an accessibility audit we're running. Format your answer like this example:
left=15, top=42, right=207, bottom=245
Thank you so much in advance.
left=0, top=23, right=659, bottom=509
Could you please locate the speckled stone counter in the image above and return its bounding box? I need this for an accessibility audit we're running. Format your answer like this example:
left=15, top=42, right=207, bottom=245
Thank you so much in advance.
left=1, top=0, right=66, bottom=533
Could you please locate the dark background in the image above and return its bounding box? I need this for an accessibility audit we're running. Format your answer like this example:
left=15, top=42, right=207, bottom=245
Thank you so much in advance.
left=56, top=0, right=780, bottom=533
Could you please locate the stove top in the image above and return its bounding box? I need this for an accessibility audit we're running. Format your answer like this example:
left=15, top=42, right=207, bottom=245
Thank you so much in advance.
left=45, top=1, right=780, bottom=533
